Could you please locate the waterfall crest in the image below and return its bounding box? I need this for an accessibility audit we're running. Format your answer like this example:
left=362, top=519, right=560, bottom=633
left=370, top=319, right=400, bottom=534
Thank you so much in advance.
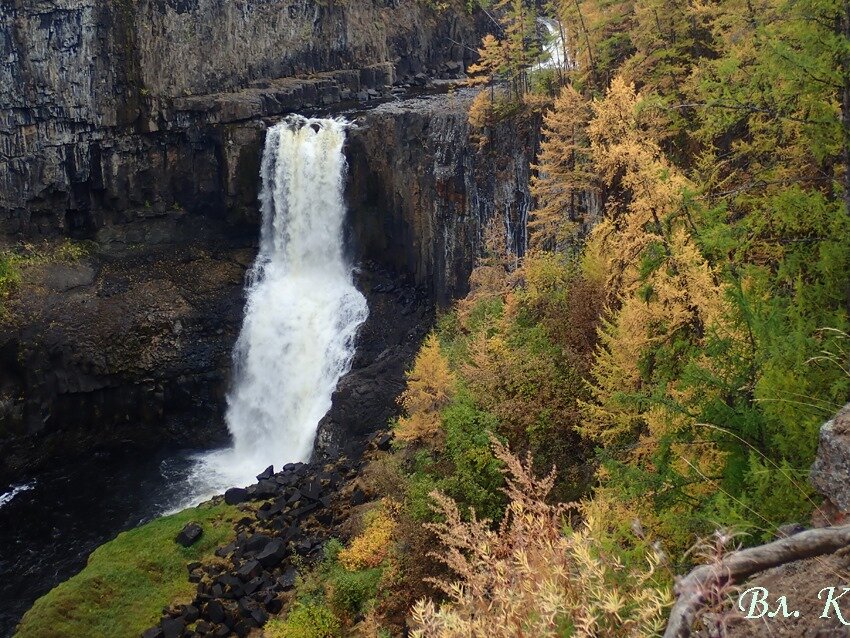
left=179, top=116, right=367, bottom=503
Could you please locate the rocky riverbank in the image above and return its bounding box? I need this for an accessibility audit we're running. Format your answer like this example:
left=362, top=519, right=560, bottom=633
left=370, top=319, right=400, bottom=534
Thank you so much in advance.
left=138, top=435, right=394, bottom=638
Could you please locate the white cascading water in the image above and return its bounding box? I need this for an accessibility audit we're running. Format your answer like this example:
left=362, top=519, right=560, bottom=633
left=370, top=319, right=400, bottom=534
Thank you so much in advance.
left=177, top=116, right=368, bottom=506
left=534, top=18, right=570, bottom=71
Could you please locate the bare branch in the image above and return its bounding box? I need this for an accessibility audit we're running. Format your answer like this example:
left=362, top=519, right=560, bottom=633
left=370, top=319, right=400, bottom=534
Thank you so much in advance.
left=664, top=524, right=850, bottom=638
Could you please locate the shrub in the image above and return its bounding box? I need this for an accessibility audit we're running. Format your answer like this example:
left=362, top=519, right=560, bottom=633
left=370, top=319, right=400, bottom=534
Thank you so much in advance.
left=396, top=334, right=457, bottom=444
left=410, top=439, right=672, bottom=638
left=327, top=567, right=383, bottom=618
left=265, top=603, right=341, bottom=638
left=338, top=508, right=396, bottom=571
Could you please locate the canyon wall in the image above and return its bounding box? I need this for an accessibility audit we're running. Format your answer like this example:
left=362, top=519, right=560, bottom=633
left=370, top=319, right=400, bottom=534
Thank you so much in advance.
left=0, top=0, right=538, bottom=483
left=0, top=0, right=480, bottom=234
left=348, top=90, right=537, bottom=303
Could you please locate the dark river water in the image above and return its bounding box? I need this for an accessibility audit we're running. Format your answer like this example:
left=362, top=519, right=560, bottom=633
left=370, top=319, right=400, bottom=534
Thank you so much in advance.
left=0, top=447, right=209, bottom=637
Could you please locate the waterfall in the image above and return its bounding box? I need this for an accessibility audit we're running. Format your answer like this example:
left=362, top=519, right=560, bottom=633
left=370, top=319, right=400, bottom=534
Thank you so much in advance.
left=534, top=18, right=570, bottom=71
left=176, top=116, right=368, bottom=505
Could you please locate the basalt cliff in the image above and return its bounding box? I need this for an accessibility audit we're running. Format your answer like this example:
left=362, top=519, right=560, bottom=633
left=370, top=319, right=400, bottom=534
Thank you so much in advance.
left=0, top=0, right=538, bottom=483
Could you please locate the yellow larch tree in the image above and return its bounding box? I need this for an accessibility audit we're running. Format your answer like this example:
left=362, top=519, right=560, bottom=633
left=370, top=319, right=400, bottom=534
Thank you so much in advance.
left=530, top=85, right=600, bottom=250
left=579, top=78, right=734, bottom=504
left=395, top=333, right=457, bottom=444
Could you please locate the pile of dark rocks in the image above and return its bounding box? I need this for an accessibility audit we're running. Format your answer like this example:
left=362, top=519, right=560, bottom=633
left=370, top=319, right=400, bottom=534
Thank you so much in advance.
left=140, top=446, right=378, bottom=638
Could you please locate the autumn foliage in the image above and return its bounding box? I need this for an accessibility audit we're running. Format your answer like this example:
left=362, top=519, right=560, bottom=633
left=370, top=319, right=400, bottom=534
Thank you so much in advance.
left=338, top=507, right=397, bottom=572
left=395, top=334, right=457, bottom=444
left=530, top=85, right=599, bottom=249
left=410, top=439, right=671, bottom=638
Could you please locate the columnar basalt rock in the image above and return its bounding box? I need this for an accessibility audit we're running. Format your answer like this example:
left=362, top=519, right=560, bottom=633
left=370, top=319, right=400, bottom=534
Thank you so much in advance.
left=0, top=0, right=483, bottom=235
left=347, top=89, right=539, bottom=303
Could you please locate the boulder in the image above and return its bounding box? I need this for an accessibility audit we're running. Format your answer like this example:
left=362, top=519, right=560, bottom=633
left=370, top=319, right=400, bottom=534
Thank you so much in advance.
left=277, top=566, right=297, bottom=590
left=224, top=487, right=249, bottom=505
left=290, top=502, right=319, bottom=519
left=204, top=600, right=226, bottom=624
left=244, top=576, right=263, bottom=595
left=373, top=432, right=393, bottom=451
left=302, top=478, right=323, bottom=501
left=236, top=559, right=262, bottom=582
left=266, top=596, right=284, bottom=614
left=175, top=522, right=203, bottom=547
left=256, top=539, right=287, bottom=568
left=161, top=617, right=186, bottom=638
left=243, top=533, right=271, bottom=553
left=233, top=619, right=253, bottom=637
left=350, top=487, right=367, bottom=506
left=256, top=465, right=274, bottom=481
left=182, top=604, right=199, bottom=623
left=268, top=496, right=289, bottom=516
left=255, top=479, right=279, bottom=498
left=251, top=608, right=269, bottom=625
left=238, top=596, right=259, bottom=617
left=810, top=403, right=850, bottom=522
left=142, top=628, right=164, bottom=638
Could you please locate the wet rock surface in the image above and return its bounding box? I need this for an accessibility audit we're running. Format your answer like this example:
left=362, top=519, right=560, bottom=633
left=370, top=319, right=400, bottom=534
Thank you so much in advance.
left=313, top=261, right=433, bottom=462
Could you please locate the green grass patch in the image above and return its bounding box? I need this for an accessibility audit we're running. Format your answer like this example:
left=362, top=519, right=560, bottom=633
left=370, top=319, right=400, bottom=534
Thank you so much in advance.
left=264, top=602, right=341, bottom=638
left=0, top=239, right=94, bottom=317
left=15, top=502, right=241, bottom=638
left=0, top=253, right=22, bottom=300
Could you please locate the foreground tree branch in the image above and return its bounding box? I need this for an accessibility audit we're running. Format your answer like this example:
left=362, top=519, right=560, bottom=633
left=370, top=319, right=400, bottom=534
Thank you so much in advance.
left=664, top=524, right=850, bottom=638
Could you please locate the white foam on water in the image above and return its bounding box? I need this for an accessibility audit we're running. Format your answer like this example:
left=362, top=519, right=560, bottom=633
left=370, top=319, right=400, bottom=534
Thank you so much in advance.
left=0, top=481, right=35, bottom=509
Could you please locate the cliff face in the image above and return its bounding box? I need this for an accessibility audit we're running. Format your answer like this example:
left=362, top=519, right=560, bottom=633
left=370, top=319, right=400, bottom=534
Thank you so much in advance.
left=0, top=89, right=538, bottom=482
left=348, top=90, right=537, bottom=303
left=0, top=0, right=481, bottom=234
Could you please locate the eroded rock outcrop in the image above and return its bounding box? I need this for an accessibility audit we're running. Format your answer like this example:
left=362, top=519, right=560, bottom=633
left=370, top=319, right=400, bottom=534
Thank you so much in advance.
left=0, top=222, right=250, bottom=483
left=810, top=403, right=850, bottom=524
